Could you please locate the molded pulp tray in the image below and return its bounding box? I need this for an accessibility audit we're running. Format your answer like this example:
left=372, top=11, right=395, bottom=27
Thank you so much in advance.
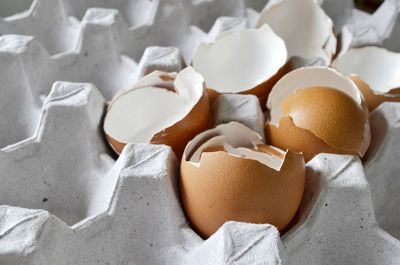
left=0, top=0, right=400, bottom=264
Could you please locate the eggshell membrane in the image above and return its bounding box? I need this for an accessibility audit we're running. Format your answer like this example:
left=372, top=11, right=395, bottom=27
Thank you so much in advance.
left=207, top=61, right=292, bottom=108
left=332, top=47, right=400, bottom=95
left=193, top=25, right=288, bottom=106
left=104, top=67, right=211, bottom=158
left=351, top=75, right=400, bottom=111
left=266, top=67, right=371, bottom=161
left=267, top=67, right=363, bottom=125
left=106, top=92, right=211, bottom=158
left=150, top=89, right=211, bottom=159
left=256, top=0, right=337, bottom=65
left=180, top=122, right=305, bottom=238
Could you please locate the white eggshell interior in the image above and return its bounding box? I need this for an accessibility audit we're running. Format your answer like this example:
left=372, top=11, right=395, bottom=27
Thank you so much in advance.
left=192, top=25, right=287, bottom=93
left=256, top=0, right=336, bottom=65
left=332, top=47, right=400, bottom=94
left=187, top=122, right=285, bottom=171
left=267, top=67, right=362, bottom=125
left=104, top=67, right=204, bottom=143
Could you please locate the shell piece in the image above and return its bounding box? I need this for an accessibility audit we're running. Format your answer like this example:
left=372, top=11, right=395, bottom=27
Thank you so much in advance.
left=351, top=76, right=400, bottom=112
left=266, top=67, right=371, bottom=161
left=103, top=67, right=211, bottom=158
left=332, top=47, right=400, bottom=111
left=281, top=87, right=366, bottom=153
left=192, top=25, right=288, bottom=104
left=266, top=116, right=357, bottom=162
left=256, top=0, right=337, bottom=66
left=181, top=122, right=305, bottom=238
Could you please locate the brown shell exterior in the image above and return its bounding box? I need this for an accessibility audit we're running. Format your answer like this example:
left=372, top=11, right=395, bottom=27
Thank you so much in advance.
left=280, top=86, right=369, bottom=157
left=150, top=90, right=211, bottom=159
left=265, top=117, right=357, bottom=162
left=106, top=90, right=211, bottom=159
left=351, top=76, right=400, bottom=111
left=106, top=134, right=127, bottom=155
left=180, top=146, right=305, bottom=238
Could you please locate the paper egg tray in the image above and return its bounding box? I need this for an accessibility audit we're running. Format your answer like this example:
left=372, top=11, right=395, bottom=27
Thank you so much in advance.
left=0, top=0, right=400, bottom=264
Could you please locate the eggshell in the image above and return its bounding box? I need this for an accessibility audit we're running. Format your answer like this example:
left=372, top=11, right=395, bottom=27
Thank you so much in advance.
left=256, top=0, right=337, bottom=65
left=193, top=25, right=288, bottom=106
left=266, top=104, right=358, bottom=162
left=332, top=47, right=400, bottom=111
left=282, top=87, right=366, bottom=152
left=104, top=67, right=211, bottom=159
left=266, top=67, right=371, bottom=161
left=207, top=61, right=291, bottom=108
left=180, top=122, right=305, bottom=238
left=350, top=76, right=400, bottom=111
left=150, top=90, right=211, bottom=159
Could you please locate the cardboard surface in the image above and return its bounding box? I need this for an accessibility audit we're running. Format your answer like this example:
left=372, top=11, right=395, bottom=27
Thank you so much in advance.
left=0, top=0, right=400, bottom=264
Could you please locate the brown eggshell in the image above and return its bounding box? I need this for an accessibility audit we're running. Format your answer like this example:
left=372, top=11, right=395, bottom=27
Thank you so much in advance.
left=181, top=137, right=305, bottom=238
left=206, top=88, right=220, bottom=107
left=207, top=61, right=291, bottom=109
left=104, top=67, right=211, bottom=159
left=106, top=90, right=211, bottom=159
left=351, top=75, right=400, bottom=111
left=266, top=67, right=371, bottom=161
left=281, top=86, right=368, bottom=156
left=244, top=61, right=291, bottom=108
left=265, top=116, right=357, bottom=162
left=150, top=90, right=211, bottom=159
left=106, top=134, right=127, bottom=155
left=193, top=25, right=288, bottom=110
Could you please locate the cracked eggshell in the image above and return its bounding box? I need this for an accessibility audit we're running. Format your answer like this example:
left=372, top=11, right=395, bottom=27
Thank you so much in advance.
left=180, top=122, right=305, bottom=238
left=266, top=67, right=371, bottom=161
left=103, top=67, right=211, bottom=159
left=332, top=47, right=400, bottom=111
left=256, top=0, right=337, bottom=66
left=192, top=25, right=289, bottom=106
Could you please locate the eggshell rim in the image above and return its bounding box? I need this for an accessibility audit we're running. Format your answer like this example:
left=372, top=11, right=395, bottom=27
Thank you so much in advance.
left=256, top=0, right=337, bottom=65
left=267, top=66, right=363, bottom=125
left=192, top=25, right=288, bottom=94
left=332, top=46, right=400, bottom=95
left=182, top=121, right=294, bottom=172
left=265, top=116, right=364, bottom=161
left=103, top=67, right=206, bottom=150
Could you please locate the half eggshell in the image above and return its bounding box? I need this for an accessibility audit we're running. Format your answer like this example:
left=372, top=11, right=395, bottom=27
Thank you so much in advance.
left=192, top=25, right=289, bottom=106
left=180, top=122, right=305, bottom=238
left=103, top=67, right=211, bottom=159
left=256, top=0, right=337, bottom=66
left=332, top=46, right=400, bottom=111
left=266, top=67, right=371, bottom=161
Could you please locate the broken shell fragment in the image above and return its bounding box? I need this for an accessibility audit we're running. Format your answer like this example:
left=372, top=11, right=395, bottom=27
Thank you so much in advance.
left=180, top=122, right=305, bottom=238
left=192, top=25, right=288, bottom=105
left=256, top=0, right=337, bottom=66
left=103, top=67, right=211, bottom=159
left=332, top=46, right=400, bottom=111
left=266, top=67, right=371, bottom=161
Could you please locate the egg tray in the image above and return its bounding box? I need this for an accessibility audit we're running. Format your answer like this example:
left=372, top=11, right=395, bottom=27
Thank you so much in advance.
left=0, top=0, right=264, bottom=62
left=0, top=0, right=400, bottom=264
